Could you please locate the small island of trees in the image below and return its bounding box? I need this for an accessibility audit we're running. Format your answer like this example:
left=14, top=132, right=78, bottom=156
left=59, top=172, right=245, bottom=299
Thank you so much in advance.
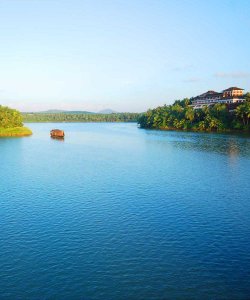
left=138, top=93, right=250, bottom=132
left=0, top=105, right=32, bottom=137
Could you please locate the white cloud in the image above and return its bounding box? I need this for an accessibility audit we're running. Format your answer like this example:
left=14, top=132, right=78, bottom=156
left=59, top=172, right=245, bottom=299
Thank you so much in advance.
left=214, top=72, right=250, bottom=78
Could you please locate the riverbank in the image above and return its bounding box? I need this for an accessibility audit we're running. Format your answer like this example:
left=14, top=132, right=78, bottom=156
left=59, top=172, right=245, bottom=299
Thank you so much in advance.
left=138, top=98, right=250, bottom=132
left=0, top=127, right=33, bottom=137
left=22, top=112, right=139, bottom=123
left=140, top=126, right=250, bottom=134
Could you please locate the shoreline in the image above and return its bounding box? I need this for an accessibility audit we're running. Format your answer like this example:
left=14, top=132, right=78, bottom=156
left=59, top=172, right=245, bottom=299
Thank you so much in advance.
left=139, top=126, right=250, bottom=136
left=0, top=127, right=33, bottom=137
left=23, top=120, right=137, bottom=123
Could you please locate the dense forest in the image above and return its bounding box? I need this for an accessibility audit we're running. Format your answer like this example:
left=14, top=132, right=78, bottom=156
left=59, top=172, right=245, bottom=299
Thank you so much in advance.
left=22, top=112, right=139, bottom=123
left=0, top=105, right=32, bottom=136
left=0, top=105, right=23, bottom=128
left=138, top=93, right=250, bottom=132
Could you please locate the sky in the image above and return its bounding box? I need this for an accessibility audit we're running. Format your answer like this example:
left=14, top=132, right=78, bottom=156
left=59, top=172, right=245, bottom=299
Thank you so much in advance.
left=0, top=0, right=249, bottom=112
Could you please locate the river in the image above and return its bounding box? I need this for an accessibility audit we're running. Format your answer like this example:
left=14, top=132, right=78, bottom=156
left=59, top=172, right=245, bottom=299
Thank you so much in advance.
left=0, top=123, right=250, bottom=299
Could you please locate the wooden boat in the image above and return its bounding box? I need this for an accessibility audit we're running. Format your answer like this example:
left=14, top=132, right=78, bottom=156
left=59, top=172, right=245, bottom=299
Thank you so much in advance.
left=50, top=129, right=65, bottom=138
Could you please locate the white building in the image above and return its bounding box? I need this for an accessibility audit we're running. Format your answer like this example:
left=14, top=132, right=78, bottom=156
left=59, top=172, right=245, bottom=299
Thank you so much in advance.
left=191, top=87, right=245, bottom=109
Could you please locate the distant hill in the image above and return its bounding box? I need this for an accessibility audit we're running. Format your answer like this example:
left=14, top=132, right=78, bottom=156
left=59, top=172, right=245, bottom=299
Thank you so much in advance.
left=98, top=109, right=117, bottom=114
left=41, top=109, right=66, bottom=113
left=22, top=108, right=120, bottom=115
left=23, top=109, right=95, bottom=114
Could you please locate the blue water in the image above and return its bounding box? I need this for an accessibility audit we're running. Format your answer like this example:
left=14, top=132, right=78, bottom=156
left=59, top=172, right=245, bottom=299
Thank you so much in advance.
left=0, top=123, right=250, bottom=300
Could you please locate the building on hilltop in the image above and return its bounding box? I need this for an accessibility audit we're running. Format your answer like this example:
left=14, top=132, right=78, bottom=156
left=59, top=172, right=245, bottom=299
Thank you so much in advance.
left=222, top=87, right=244, bottom=98
left=191, top=87, right=245, bottom=109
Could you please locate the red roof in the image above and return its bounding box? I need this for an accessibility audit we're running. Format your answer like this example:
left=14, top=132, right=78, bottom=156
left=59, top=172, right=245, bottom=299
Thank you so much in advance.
left=199, top=91, right=221, bottom=97
left=223, top=87, right=244, bottom=92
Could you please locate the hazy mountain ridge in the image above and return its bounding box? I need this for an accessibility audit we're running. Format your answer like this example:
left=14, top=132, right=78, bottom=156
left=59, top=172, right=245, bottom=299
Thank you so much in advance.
left=23, top=109, right=94, bottom=114
left=98, top=109, right=117, bottom=114
left=23, top=109, right=118, bottom=114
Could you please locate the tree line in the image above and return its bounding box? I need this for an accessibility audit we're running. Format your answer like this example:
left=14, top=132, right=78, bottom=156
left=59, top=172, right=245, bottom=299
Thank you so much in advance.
left=0, top=105, right=23, bottom=128
left=22, top=112, right=139, bottom=123
left=138, top=94, right=250, bottom=132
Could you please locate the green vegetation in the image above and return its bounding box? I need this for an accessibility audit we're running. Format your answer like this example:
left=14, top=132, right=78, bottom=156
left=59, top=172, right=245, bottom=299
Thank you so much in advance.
left=0, top=105, right=32, bottom=137
left=22, top=112, right=139, bottom=123
left=138, top=93, right=250, bottom=132
left=0, top=127, right=32, bottom=137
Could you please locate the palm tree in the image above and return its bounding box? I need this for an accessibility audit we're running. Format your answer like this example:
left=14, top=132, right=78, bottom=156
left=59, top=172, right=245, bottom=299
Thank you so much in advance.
left=235, top=103, right=250, bottom=126
left=185, top=108, right=195, bottom=124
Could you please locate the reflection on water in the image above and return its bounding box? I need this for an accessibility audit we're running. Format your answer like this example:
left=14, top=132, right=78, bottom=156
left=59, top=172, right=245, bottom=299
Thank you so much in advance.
left=144, top=129, right=250, bottom=158
left=0, top=123, right=249, bottom=300
left=50, top=137, right=65, bottom=142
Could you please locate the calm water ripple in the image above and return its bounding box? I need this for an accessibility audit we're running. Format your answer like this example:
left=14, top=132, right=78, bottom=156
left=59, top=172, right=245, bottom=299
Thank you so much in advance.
left=0, top=123, right=250, bottom=300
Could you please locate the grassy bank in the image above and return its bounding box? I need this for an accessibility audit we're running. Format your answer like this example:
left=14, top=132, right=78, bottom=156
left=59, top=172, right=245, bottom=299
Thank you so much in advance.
left=0, top=127, right=32, bottom=137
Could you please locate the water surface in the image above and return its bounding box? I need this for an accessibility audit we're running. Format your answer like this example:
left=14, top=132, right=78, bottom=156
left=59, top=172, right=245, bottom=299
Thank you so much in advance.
left=0, top=123, right=250, bottom=299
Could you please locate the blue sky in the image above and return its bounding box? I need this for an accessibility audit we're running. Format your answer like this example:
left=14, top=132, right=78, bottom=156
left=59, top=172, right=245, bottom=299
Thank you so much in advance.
left=0, top=0, right=249, bottom=112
